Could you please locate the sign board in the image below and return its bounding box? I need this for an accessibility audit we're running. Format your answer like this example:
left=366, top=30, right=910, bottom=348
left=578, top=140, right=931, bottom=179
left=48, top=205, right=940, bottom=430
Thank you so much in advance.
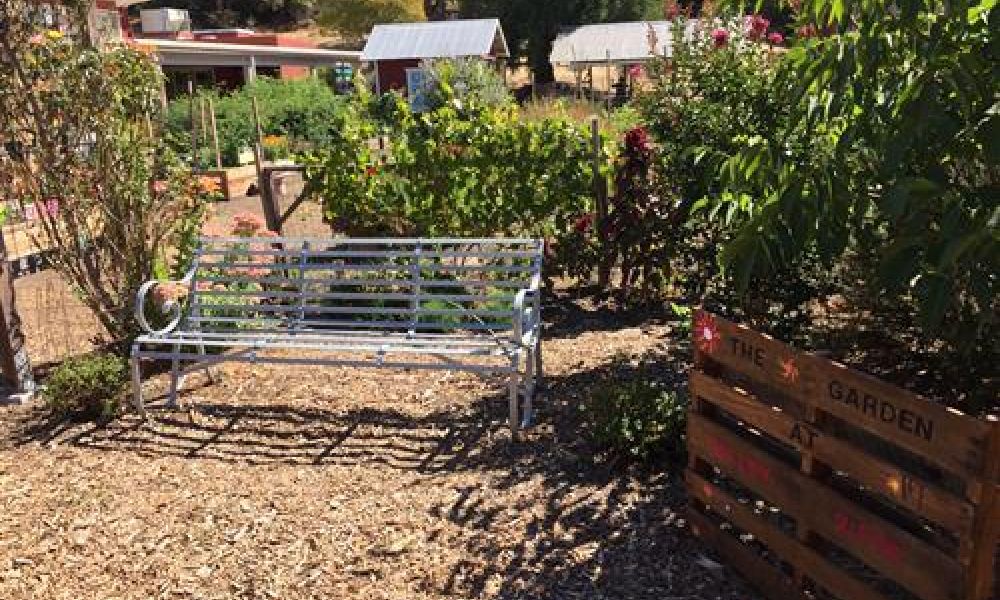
left=406, top=68, right=431, bottom=113
left=686, top=310, right=999, bottom=600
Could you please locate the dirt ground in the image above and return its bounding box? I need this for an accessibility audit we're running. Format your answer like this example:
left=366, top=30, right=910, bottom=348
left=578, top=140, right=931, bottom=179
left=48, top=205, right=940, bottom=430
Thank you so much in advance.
left=0, top=292, right=761, bottom=600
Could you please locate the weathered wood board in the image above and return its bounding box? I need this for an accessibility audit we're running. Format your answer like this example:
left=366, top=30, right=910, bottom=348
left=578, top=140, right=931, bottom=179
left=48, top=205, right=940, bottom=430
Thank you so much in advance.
left=686, top=310, right=999, bottom=600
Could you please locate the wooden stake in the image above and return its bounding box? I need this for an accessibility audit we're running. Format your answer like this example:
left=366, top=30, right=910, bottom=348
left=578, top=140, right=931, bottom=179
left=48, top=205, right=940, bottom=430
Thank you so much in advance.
left=605, top=50, right=613, bottom=111
left=251, top=95, right=265, bottom=198
left=530, top=70, right=536, bottom=103
left=188, top=79, right=199, bottom=171
left=208, top=98, right=221, bottom=169
left=591, top=115, right=610, bottom=288
left=199, top=97, right=208, bottom=145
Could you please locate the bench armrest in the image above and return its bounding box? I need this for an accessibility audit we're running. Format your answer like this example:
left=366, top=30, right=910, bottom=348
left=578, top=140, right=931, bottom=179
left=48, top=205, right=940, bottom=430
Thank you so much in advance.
left=135, top=266, right=197, bottom=337
left=512, top=272, right=542, bottom=347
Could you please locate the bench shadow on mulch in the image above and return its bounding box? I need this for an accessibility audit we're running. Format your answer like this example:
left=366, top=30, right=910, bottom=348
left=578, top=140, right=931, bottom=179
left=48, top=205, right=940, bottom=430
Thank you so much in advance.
left=6, top=298, right=755, bottom=600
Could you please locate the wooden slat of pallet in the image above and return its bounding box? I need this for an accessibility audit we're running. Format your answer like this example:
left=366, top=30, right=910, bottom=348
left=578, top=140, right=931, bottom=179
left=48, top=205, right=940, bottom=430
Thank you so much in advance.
left=685, top=505, right=809, bottom=600
left=692, top=310, right=806, bottom=397
left=687, top=469, right=890, bottom=600
left=963, top=424, right=1000, bottom=600
left=691, top=370, right=975, bottom=538
left=688, top=414, right=964, bottom=600
left=693, top=311, right=991, bottom=489
left=801, top=354, right=991, bottom=488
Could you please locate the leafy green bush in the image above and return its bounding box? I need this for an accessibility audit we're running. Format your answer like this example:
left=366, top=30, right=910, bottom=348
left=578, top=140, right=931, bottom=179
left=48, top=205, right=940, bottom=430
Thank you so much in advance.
left=42, top=354, right=128, bottom=421
left=165, top=78, right=347, bottom=167
left=303, top=89, right=596, bottom=239
left=420, top=57, right=512, bottom=111
left=583, top=380, right=688, bottom=463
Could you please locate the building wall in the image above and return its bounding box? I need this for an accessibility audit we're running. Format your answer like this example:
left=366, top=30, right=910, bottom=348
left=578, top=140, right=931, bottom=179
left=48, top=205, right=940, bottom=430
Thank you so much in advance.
left=376, top=59, right=420, bottom=94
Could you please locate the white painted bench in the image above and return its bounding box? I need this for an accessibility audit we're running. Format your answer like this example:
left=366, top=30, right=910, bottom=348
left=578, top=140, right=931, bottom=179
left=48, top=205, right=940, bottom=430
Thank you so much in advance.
left=131, top=237, right=544, bottom=434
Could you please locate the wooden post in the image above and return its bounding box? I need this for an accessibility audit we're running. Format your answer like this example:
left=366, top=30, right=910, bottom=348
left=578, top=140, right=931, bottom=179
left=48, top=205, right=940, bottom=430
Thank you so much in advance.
left=964, top=420, right=1000, bottom=600
left=188, top=80, right=199, bottom=171
left=0, top=230, right=33, bottom=396
left=574, top=69, right=582, bottom=101
left=530, top=70, right=536, bottom=103
left=591, top=116, right=610, bottom=288
left=208, top=98, right=221, bottom=169
left=259, top=167, right=282, bottom=235
left=199, top=97, right=208, bottom=146
left=250, top=95, right=265, bottom=198
left=605, top=50, right=613, bottom=111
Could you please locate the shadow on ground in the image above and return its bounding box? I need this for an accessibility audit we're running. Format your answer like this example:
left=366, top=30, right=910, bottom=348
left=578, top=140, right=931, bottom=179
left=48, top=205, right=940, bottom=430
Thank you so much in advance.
left=6, top=348, right=755, bottom=599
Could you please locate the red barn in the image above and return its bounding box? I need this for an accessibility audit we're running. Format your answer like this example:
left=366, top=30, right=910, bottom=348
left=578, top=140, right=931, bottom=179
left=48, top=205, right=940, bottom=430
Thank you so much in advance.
left=360, top=19, right=509, bottom=95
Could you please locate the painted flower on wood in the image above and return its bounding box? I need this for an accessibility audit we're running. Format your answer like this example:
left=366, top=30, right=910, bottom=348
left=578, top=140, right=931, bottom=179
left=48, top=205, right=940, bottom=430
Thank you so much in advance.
left=780, top=357, right=800, bottom=383
left=694, top=312, right=721, bottom=355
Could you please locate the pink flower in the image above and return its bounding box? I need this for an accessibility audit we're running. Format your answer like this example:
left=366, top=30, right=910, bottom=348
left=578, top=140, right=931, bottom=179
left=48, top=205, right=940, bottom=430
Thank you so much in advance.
left=29, top=33, right=45, bottom=45
left=745, top=14, right=770, bottom=40
left=231, top=212, right=266, bottom=236
left=711, top=28, right=730, bottom=48
left=152, top=180, right=168, bottom=194
left=201, top=223, right=228, bottom=238
left=153, top=282, right=190, bottom=305
left=768, top=32, right=785, bottom=45
left=627, top=64, right=644, bottom=80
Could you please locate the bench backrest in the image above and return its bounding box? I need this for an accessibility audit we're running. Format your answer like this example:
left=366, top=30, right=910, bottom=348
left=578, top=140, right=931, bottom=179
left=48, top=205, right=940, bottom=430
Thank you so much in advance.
left=184, top=237, right=543, bottom=335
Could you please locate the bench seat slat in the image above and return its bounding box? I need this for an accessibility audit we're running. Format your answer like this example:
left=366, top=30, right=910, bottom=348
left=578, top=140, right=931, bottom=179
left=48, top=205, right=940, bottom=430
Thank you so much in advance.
left=186, top=316, right=514, bottom=330
left=197, top=276, right=532, bottom=289
left=199, top=249, right=540, bottom=259
left=192, top=304, right=515, bottom=318
left=196, top=290, right=518, bottom=303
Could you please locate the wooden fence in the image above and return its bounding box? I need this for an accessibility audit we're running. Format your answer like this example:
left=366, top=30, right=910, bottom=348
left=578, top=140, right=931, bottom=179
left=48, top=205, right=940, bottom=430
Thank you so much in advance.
left=685, top=310, right=998, bottom=600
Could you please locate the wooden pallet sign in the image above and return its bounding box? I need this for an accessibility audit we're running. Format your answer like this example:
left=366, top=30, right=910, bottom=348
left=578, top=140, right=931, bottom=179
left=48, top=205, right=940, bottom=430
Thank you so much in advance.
left=686, top=310, right=999, bottom=600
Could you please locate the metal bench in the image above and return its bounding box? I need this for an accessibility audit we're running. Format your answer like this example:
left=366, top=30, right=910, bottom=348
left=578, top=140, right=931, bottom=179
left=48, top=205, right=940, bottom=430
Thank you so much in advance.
left=131, top=237, right=544, bottom=435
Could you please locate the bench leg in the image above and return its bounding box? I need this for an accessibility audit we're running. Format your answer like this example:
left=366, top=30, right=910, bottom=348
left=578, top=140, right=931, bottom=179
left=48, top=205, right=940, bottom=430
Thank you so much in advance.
left=508, top=368, right=520, bottom=440
left=534, top=338, right=544, bottom=390
left=167, top=344, right=181, bottom=409
left=130, top=350, right=145, bottom=417
left=198, top=343, right=220, bottom=384
left=522, top=348, right=536, bottom=429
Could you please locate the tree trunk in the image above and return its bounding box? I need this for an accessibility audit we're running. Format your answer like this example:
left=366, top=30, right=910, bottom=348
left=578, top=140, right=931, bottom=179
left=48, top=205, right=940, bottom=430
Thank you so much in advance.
left=0, top=231, right=33, bottom=394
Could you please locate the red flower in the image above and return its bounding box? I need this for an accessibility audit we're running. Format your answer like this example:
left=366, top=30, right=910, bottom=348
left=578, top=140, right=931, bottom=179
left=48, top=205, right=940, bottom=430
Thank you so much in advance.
left=694, top=312, right=721, bottom=355
left=664, top=0, right=681, bottom=20
left=365, top=165, right=378, bottom=177
left=624, top=127, right=652, bottom=154
left=711, top=28, right=730, bottom=48
left=574, top=213, right=594, bottom=234
left=745, top=14, right=770, bottom=40
left=627, top=64, right=644, bottom=80
left=768, top=32, right=785, bottom=46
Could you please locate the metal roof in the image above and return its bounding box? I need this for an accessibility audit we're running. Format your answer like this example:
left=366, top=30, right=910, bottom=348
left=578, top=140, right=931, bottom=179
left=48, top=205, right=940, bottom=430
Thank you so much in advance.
left=361, top=18, right=509, bottom=62
left=135, top=38, right=360, bottom=67
left=550, top=20, right=700, bottom=66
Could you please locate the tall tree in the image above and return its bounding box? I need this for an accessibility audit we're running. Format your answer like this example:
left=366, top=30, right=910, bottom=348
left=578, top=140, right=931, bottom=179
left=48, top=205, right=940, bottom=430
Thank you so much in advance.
left=317, top=0, right=425, bottom=43
left=459, top=0, right=661, bottom=81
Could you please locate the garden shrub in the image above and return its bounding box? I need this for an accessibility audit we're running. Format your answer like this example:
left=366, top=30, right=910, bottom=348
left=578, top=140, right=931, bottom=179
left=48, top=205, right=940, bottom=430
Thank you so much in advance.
left=0, top=6, right=211, bottom=343
left=303, top=89, right=596, bottom=239
left=583, top=379, right=688, bottom=463
left=42, top=354, right=128, bottom=421
left=165, top=77, right=347, bottom=167
left=419, top=57, right=512, bottom=111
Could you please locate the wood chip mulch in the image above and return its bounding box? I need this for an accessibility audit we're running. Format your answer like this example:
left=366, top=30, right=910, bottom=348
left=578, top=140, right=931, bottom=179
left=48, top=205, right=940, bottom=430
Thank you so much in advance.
left=0, top=297, right=761, bottom=600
